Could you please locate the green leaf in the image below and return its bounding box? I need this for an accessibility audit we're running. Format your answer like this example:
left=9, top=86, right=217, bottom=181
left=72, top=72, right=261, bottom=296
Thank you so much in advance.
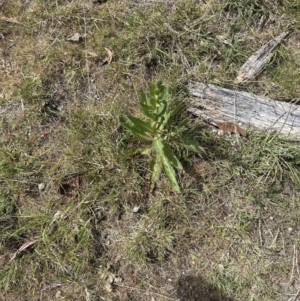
left=157, top=111, right=171, bottom=131
left=152, top=139, right=183, bottom=170
left=180, top=135, right=206, bottom=155
left=121, top=115, right=154, bottom=141
left=140, top=103, right=155, bottom=121
left=125, top=147, right=151, bottom=158
left=151, top=82, right=171, bottom=101
left=149, top=155, right=162, bottom=193
left=141, top=105, right=156, bottom=121
left=162, top=88, right=171, bottom=104
left=140, top=97, right=168, bottom=122
left=162, top=141, right=183, bottom=170
left=149, top=82, right=162, bottom=105
left=155, top=100, right=168, bottom=117
left=140, top=148, right=152, bottom=156
left=161, top=155, right=181, bottom=193
left=139, top=82, right=172, bottom=124
left=149, top=82, right=171, bottom=107
left=140, top=92, right=156, bottom=121
left=140, top=91, right=151, bottom=107
left=152, top=138, right=164, bottom=157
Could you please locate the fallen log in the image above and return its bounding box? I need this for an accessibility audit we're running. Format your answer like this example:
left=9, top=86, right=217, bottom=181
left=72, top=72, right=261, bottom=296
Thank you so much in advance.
left=187, top=82, right=300, bottom=140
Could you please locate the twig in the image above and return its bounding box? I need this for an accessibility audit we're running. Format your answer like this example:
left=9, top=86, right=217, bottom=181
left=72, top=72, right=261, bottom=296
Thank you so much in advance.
left=83, top=4, right=91, bottom=96
left=290, top=244, right=296, bottom=283
left=235, top=31, right=289, bottom=83
left=292, top=289, right=300, bottom=301
left=114, top=283, right=176, bottom=300
left=258, top=219, right=263, bottom=247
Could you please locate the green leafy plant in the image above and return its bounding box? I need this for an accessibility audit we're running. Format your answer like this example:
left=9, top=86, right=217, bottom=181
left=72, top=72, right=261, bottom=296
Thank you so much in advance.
left=121, top=81, right=205, bottom=193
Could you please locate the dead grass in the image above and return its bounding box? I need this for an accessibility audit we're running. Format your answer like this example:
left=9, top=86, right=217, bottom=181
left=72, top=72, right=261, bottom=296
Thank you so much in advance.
left=1, top=0, right=300, bottom=300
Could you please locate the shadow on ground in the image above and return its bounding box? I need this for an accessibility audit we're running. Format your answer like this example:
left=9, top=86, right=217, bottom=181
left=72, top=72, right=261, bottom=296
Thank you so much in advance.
left=176, top=275, right=235, bottom=301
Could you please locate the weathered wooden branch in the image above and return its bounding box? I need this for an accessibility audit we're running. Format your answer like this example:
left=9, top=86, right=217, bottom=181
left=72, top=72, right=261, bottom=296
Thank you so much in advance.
left=188, top=82, right=300, bottom=140
left=235, top=31, right=289, bottom=83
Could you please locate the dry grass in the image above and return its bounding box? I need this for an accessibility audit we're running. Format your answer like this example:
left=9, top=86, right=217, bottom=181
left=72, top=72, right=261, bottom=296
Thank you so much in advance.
left=1, top=0, right=300, bottom=300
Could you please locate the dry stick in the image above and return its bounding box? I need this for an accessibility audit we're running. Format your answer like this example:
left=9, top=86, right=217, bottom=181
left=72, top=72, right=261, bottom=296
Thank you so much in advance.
left=258, top=219, right=263, bottom=247
left=235, top=31, right=289, bottom=83
left=40, top=283, right=62, bottom=301
left=290, top=243, right=296, bottom=284
left=292, top=290, right=300, bottom=301
left=114, top=284, right=176, bottom=301
left=296, top=245, right=299, bottom=275
left=83, top=4, right=91, bottom=96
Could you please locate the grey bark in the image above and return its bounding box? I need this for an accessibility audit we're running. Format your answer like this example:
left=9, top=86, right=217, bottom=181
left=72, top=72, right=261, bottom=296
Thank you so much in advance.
left=188, top=82, right=300, bottom=140
left=235, top=31, right=289, bottom=83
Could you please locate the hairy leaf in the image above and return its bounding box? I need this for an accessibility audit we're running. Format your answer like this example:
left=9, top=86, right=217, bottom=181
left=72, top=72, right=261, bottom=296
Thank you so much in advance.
left=180, top=135, right=206, bottom=155
left=152, top=139, right=183, bottom=170
left=121, top=115, right=154, bottom=141
left=149, top=82, right=171, bottom=108
left=161, top=141, right=183, bottom=170
left=152, top=138, right=164, bottom=157
left=140, top=91, right=151, bottom=107
left=125, top=147, right=152, bottom=158
left=140, top=92, right=156, bottom=121
left=157, top=111, right=171, bottom=131
left=161, top=155, right=181, bottom=193
left=155, top=100, right=168, bottom=118
left=149, top=155, right=162, bottom=193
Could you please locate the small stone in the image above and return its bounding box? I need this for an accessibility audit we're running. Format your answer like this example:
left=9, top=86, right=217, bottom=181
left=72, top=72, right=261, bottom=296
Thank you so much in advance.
left=53, top=211, right=63, bottom=221
left=114, top=276, right=122, bottom=283
left=133, top=205, right=140, bottom=213
left=104, top=282, right=112, bottom=292
left=38, top=183, right=45, bottom=191
left=66, top=32, right=85, bottom=42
